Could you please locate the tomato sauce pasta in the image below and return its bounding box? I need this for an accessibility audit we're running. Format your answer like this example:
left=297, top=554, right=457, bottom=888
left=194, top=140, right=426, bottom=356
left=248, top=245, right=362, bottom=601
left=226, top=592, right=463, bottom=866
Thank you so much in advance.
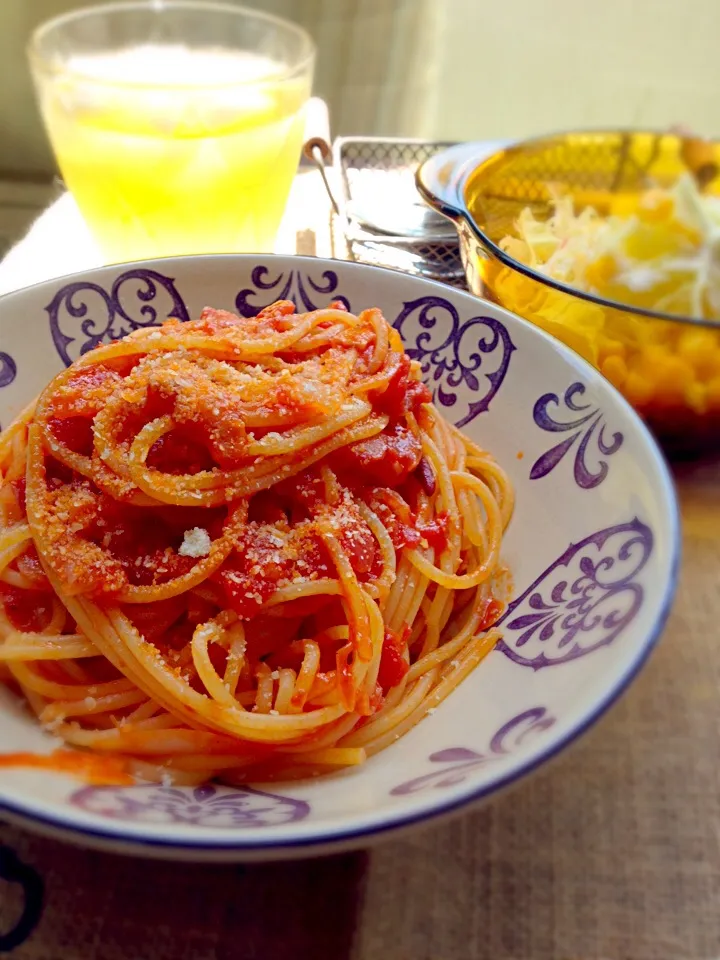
left=0, top=300, right=512, bottom=784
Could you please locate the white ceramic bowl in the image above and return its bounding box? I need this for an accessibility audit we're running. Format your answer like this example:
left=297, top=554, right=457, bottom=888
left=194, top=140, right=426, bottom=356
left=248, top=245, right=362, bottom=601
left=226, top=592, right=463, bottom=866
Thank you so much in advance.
left=0, top=255, right=679, bottom=861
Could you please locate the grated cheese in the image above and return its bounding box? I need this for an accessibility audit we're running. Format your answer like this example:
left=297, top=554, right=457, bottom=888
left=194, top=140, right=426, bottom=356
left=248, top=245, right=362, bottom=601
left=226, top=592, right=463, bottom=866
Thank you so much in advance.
left=178, top=527, right=212, bottom=558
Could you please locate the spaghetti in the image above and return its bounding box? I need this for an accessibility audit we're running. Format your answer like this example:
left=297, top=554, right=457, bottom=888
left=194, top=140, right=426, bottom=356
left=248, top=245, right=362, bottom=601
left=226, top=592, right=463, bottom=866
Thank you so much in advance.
left=0, top=300, right=513, bottom=784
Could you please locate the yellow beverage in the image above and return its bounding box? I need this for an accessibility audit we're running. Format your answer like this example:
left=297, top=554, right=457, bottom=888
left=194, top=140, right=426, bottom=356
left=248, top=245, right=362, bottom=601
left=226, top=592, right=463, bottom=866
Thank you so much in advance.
left=37, top=46, right=310, bottom=260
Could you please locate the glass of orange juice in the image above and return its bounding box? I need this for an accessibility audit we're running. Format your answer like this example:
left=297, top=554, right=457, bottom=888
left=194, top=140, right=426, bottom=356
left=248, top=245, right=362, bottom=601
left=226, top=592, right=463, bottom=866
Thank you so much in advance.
left=28, top=1, right=315, bottom=261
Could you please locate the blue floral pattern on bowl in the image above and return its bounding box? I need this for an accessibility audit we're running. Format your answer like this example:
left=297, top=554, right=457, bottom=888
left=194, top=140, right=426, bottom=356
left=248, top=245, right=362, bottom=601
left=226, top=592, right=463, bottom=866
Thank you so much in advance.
left=497, top=519, right=653, bottom=669
left=45, top=268, right=189, bottom=367
left=530, top=381, right=623, bottom=488
left=393, top=295, right=515, bottom=426
left=0, top=352, right=17, bottom=430
left=0, top=353, right=16, bottom=390
left=391, top=707, right=555, bottom=795
left=71, top=783, right=309, bottom=828
left=235, top=265, right=350, bottom=316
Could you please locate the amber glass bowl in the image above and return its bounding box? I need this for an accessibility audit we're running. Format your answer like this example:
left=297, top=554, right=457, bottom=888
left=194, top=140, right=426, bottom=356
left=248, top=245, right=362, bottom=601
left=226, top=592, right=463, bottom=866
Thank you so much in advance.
left=417, top=130, right=720, bottom=456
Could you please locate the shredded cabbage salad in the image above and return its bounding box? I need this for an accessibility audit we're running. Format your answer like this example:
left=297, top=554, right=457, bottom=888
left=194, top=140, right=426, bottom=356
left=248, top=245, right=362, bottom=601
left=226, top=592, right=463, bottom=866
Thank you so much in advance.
left=500, top=174, right=720, bottom=319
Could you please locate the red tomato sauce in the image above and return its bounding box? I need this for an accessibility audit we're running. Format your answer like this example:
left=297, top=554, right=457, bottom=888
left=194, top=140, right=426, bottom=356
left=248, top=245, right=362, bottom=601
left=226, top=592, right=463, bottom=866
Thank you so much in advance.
left=218, top=501, right=377, bottom=619
left=377, top=626, right=411, bottom=690
left=416, top=513, right=450, bottom=554
left=48, top=416, right=94, bottom=457
left=0, top=584, right=54, bottom=632
left=0, top=750, right=132, bottom=785
left=374, top=354, right=432, bottom=418
left=334, top=421, right=423, bottom=488
left=146, top=428, right=215, bottom=475
left=478, top=597, right=504, bottom=631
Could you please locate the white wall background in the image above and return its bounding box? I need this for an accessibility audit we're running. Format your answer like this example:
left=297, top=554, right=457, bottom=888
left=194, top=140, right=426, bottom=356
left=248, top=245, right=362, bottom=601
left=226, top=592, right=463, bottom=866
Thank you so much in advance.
left=428, top=0, right=719, bottom=141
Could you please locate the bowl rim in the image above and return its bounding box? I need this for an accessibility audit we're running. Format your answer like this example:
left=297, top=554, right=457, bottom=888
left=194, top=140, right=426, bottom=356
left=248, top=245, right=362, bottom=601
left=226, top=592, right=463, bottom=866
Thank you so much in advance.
left=0, top=253, right=682, bottom=856
left=418, top=127, right=720, bottom=330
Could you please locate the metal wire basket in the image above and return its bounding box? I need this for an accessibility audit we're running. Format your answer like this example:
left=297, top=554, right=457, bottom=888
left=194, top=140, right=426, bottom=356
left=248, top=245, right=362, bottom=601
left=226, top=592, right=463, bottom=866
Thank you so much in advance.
left=305, top=136, right=465, bottom=285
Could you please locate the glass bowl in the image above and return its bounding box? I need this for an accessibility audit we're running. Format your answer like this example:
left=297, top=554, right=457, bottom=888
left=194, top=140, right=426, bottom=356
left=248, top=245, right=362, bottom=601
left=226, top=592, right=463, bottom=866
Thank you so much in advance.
left=417, top=130, right=720, bottom=457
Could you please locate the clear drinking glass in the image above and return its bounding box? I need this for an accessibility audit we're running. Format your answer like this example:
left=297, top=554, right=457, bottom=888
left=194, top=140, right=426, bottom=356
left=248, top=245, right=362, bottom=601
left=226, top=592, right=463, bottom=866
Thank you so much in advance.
left=29, top=1, right=315, bottom=261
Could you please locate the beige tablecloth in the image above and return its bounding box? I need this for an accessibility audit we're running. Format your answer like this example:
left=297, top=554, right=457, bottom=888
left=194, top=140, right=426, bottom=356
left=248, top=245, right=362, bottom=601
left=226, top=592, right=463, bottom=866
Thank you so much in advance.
left=1, top=173, right=719, bottom=960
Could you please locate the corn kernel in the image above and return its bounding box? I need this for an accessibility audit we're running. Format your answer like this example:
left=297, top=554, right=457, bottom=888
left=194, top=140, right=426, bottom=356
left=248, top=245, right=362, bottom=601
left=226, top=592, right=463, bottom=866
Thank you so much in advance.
left=635, top=317, right=669, bottom=346
left=637, top=344, right=671, bottom=379
left=652, top=356, right=695, bottom=406
left=585, top=253, right=616, bottom=289
left=529, top=317, right=596, bottom=364
left=700, top=349, right=720, bottom=379
left=607, top=311, right=645, bottom=348
left=623, top=371, right=654, bottom=408
left=685, top=382, right=708, bottom=415
left=624, top=223, right=685, bottom=261
left=610, top=193, right=639, bottom=217
left=705, top=377, right=720, bottom=412
left=677, top=328, right=720, bottom=379
left=598, top=337, right=626, bottom=362
left=602, top=355, right=628, bottom=389
left=638, top=192, right=673, bottom=222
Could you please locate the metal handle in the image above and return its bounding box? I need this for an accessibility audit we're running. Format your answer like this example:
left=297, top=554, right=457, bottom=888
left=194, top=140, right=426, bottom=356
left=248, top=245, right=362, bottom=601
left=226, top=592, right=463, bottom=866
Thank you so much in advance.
left=302, top=138, right=341, bottom=216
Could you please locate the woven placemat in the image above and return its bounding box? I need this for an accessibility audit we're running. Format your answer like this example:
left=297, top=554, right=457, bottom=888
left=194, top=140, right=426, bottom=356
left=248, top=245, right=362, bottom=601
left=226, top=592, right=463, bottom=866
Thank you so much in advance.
left=1, top=463, right=718, bottom=960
